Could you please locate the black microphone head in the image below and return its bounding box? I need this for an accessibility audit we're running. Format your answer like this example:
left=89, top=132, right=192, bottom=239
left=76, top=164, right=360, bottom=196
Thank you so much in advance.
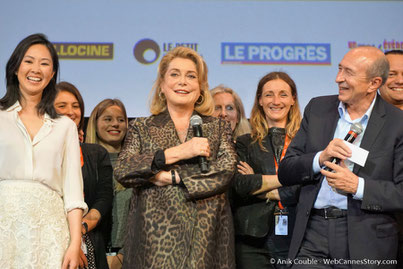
left=190, top=115, right=203, bottom=126
left=350, top=122, right=363, bottom=135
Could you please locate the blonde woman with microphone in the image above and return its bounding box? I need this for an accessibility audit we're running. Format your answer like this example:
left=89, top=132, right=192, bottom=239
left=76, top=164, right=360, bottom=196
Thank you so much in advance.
left=114, top=47, right=237, bottom=269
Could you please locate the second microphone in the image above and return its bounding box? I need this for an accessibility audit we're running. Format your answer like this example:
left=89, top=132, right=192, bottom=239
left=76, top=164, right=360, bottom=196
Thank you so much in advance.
left=190, top=115, right=209, bottom=173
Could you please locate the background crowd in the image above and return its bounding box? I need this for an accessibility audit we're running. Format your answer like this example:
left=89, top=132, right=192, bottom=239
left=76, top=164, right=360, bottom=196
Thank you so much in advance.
left=0, top=33, right=402, bottom=269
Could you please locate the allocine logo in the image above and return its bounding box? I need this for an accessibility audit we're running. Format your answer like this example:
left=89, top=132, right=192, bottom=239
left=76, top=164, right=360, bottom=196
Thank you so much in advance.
left=221, top=42, right=331, bottom=65
left=134, top=39, right=199, bottom=65
left=53, top=42, right=114, bottom=60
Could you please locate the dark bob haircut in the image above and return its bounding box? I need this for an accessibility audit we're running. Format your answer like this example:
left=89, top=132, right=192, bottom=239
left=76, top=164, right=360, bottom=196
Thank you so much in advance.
left=0, top=33, right=60, bottom=118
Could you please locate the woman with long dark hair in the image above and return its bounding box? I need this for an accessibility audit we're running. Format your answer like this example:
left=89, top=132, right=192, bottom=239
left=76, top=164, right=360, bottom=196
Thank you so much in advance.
left=0, top=34, right=87, bottom=268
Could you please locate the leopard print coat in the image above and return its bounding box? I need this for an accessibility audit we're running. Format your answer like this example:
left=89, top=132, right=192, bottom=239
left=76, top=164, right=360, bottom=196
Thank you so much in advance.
left=114, top=111, right=236, bottom=269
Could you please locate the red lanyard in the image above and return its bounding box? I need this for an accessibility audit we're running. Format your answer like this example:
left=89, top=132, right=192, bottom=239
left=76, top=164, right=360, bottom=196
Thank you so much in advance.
left=80, top=146, right=84, bottom=168
left=273, top=135, right=291, bottom=173
left=273, top=135, right=291, bottom=210
left=79, top=146, right=85, bottom=199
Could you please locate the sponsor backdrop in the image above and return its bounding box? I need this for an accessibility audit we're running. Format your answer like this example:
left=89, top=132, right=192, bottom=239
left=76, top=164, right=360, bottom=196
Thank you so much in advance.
left=0, top=1, right=402, bottom=117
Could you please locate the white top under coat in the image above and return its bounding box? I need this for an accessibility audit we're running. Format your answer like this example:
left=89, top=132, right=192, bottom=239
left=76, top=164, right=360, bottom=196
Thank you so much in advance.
left=0, top=101, right=87, bottom=213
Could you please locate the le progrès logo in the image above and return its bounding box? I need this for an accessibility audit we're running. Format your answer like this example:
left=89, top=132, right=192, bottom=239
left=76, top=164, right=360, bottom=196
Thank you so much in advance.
left=53, top=42, right=113, bottom=60
left=221, top=42, right=331, bottom=65
left=133, top=39, right=199, bottom=65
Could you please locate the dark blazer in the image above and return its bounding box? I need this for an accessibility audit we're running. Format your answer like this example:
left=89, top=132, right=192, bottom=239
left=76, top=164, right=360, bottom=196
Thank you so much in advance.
left=81, top=143, right=114, bottom=269
left=232, top=134, right=299, bottom=239
left=278, top=95, right=403, bottom=268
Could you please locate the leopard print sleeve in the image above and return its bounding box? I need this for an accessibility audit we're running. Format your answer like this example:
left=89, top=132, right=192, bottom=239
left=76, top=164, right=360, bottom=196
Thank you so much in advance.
left=114, top=117, right=157, bottom=188
left=177, top=118, right=237, bottom=200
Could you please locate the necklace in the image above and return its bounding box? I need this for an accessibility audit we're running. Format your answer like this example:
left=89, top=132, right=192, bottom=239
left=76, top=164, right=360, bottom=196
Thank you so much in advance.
left=176, top=128, right=188, bottom=142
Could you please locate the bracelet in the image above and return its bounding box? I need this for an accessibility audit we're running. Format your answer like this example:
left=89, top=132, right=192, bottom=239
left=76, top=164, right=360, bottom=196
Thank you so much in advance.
left=171, top=170, right=177, bottom=186
left=266, top=192, right=271, bottom=204
left=82, top=221, right=88, bottom=234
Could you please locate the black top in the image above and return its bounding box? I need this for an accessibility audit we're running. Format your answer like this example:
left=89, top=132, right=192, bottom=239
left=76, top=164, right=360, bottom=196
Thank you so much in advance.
left=231, top=132, right=299, bottom=239
left=81, top=143, right=114, bottom=269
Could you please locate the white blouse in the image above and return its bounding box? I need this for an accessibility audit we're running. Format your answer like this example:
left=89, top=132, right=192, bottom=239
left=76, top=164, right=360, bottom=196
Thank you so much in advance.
left=0, top=102, right=87, bottom=213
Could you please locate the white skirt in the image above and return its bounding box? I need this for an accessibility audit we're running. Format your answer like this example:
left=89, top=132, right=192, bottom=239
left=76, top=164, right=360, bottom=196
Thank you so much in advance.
left=0, top=180, right=70, bottom=268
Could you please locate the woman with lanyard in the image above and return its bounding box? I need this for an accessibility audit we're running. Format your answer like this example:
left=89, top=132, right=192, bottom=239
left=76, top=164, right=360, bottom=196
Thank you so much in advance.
left=231, top=72, right=302, bottom=269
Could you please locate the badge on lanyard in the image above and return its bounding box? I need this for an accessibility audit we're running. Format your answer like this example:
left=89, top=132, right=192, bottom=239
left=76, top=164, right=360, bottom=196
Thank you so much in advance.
left=275, top=215, right=288, bottom=236
left=269, top=131, right=291, bottom=236
left=274, top=201, right=288, bottom=236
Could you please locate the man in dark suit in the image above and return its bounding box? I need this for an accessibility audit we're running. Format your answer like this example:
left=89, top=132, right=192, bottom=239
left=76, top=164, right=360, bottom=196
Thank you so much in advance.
left=380, top=50, right=403, bottom=269
left=278, top=46, right=403, bottom=268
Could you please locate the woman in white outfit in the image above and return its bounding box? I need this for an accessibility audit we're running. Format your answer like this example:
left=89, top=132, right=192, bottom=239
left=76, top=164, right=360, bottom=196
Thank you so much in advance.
left=0, top=33, right=88, bottom=269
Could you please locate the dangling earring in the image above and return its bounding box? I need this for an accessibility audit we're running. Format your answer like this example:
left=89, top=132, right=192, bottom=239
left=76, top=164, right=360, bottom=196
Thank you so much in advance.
left=195, top=94, right=204, bottom=105
left=159, top=91, right=166, bottom=101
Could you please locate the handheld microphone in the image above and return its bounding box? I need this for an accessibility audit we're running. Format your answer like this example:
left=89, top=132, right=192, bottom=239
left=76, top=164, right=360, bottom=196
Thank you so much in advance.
left=190, top=115, right=209, bottom=173
left=324, top=122, right=363, bottom=171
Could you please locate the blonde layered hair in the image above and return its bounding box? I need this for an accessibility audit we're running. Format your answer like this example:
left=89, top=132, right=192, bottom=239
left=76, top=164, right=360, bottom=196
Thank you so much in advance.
left=210, top=85, right=251, bottom=140
left=150, top=47, right=214, bottom=116
left=85, top=98, right=128, bottom=145
left=250, top=72, right=301, bottom=150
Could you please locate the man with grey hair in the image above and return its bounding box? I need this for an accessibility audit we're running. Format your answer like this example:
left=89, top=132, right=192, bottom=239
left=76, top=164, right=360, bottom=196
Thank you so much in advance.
left=278, top=46, right=403, bottom=268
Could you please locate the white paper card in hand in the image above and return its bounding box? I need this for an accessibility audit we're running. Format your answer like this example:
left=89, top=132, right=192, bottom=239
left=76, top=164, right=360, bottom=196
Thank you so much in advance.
left=343, top=141, right=369, bottom=167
